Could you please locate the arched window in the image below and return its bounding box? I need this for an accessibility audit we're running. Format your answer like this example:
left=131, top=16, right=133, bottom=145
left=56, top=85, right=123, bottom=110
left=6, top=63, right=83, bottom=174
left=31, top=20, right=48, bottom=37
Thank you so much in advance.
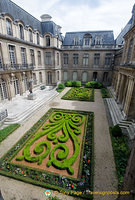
left=46, top=36, right=50, bottom=46
left=19, top=24, right=24, bottom=39
left=39, top=72, right=42, bottom=83
left=0, top=78, right=8, bottom=101
left=6, top=18, right=13, bottom=35
left=29, top=29, right=33, bottom=42
left=82, top=72, right=88, bottom=82
left=73, top=72, right=77, bottom=81
left=13, top=76, right=20, bottom=95
left=93, top=72, right=97, bottom=81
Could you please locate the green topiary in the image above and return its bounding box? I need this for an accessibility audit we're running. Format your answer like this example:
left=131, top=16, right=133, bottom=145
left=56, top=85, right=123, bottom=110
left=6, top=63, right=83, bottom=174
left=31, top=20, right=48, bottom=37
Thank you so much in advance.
left=72, top=81, right=81, bottom=87
left=85, top=81, right=102, bottom=89
left=65, top=80, right=72, bottom=87
left=111, top=125, right=122, bottom=137
left=58, top=83, right=65, bottom=89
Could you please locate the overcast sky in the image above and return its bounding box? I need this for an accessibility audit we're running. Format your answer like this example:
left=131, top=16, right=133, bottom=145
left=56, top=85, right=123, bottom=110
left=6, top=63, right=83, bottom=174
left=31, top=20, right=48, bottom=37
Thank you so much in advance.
left=11, top=0, right=134, bottom=38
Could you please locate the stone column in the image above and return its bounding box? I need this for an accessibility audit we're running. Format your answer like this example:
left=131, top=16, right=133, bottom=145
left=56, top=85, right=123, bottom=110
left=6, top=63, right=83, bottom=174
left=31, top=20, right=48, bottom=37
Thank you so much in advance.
left=123, top=77, right=134, bottom=116
left=115, top=73, right=121, bottom=98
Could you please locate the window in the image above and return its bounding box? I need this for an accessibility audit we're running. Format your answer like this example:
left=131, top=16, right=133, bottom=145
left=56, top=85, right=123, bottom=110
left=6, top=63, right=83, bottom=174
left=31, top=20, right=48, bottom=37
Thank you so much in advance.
left=74, top=37, right=80, bottom=46
left=105, top=53, right=112, bottom=66
left=21, top=48, right=27, bottom=66
left=36, top=33, right=40, bottom=45
left=13, top=76, right=20, bottom=95
left=33, top=73, right=37, bottom=85
left=38, top=51, right=42, bottom=66
left=63, top=53, right=68, bottom=65
left=94, top=53, right=100, bottom=65
left=46, top=36, right=50, bottom=46
left=24, top=74, right=28, bottom=91
left=93, top=72, right=97, bottom=81
left=45, top=52, right=51, bottom=65
left=48, top=71, right=52, bottom=84
left=73, top=54, right=78, bottom=65
left=83, top=54, right=89, bottom=66
left=9, top=45, right=16, bottom=67
left=0, top=45, right=3, bottom=68
left=19, top=24, right=24, bottom=39
left=30, top=49, right=35, bottom=65
left=63, top=71, right=67, bottom=81
left=83, top=34, right=92, bottom=46
left=6, top=18, right=12, bottom=35
left=103, top=72, right=108, bottom=82
left=57, top=53, right=59, bottom=65
left=73, top=72, right=77, bottom=80
left=57, top=71, right=59, bottom=81
left=127, top=39, right=133, bottom=63
left=29, top=29, right=33, bottom=42
left=82, top=72, right=88, bottom=82
left=39, top=72, right=42, bottom=83
left=0, top=79, right=8, bottom=101
left=95, top=36, right=102, bottom=45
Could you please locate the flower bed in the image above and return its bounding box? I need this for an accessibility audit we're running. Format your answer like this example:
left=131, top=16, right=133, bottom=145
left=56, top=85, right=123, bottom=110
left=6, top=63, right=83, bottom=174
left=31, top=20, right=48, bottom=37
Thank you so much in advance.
left=0, top=108, right=94, bottom=199
left=62, top=88, right=94, bottom=102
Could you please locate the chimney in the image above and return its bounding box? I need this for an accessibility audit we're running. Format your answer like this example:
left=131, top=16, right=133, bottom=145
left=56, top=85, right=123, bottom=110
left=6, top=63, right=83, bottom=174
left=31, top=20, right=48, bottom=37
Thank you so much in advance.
left=40, top=14, right=52, bottom=22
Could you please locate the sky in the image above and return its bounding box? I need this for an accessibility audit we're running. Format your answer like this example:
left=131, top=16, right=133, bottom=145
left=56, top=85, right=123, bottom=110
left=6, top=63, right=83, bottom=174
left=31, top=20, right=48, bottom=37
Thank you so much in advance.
left=11, top=0, right=135, bottom=38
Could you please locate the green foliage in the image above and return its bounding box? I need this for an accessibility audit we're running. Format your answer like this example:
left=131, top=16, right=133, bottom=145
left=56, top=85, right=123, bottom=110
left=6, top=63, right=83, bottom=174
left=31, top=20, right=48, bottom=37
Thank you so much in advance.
left=72, top=81, right=81, bottom=87
left=85, top=81, right=102, bottom=89
left=110, top=126, right=130, bottom=189
left=111, top=125, right=122, bottom=137
left=0, top=124, right=20, bottom=143
left=65, top=80, right=72, bottom=87
left=48, top=197, right=61, bottom=200
left=58, top=83, right=65, bottom=89
left=101, top=88, right=110, bottom=98
left=62, top=88, right=94, bottom=102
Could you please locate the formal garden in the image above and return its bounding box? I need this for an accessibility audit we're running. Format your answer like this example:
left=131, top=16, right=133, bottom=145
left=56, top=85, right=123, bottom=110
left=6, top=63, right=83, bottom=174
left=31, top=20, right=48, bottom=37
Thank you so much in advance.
left=0, top=108, right=94, bottom=199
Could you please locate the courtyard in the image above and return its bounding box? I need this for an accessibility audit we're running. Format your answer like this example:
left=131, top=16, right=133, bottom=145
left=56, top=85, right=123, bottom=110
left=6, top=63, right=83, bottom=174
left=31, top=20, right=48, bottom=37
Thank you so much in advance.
left=0, top=88, right=118, bottom=200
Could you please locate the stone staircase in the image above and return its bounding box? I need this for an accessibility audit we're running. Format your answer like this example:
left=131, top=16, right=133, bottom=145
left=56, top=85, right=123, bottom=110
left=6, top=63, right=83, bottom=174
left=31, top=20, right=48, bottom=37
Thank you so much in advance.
left=4, top=88, right=59, bottom=125
left=105, top=98, right=135, bottom=140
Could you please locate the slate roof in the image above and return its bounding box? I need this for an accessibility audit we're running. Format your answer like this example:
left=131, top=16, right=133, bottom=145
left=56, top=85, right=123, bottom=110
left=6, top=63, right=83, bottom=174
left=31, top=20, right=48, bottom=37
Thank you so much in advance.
left=116, top=18, right=132, bottom=46
left=0, top=0, right=62, bottom=39
left=63, top=31, right=115, bottom=46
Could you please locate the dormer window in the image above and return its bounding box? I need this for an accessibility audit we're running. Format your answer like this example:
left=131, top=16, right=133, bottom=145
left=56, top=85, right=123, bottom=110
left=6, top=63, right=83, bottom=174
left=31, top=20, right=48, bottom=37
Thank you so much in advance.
left=29, top=29, right=33, bottom=42
left=95, top=36, right=103, bottom=45
left=46, top=36, right=50, bottom=46
left=36, top=33, right=40, bottom=45
left=19, top=24, right=24, bottom=39
left=83, top=34, right=92, bottom=47
left=6, top=18, right=13, bottom=36
left=74, top=37, right=80, bottom=46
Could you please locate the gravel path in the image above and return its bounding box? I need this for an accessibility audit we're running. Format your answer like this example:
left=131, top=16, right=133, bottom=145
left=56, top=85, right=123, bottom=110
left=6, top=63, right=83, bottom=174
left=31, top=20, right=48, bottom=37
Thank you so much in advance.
left=0, top=88, right=118, bottom=200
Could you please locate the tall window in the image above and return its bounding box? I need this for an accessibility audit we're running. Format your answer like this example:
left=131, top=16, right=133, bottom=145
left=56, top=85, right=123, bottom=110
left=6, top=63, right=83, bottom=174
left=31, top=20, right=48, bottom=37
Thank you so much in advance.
left=13, top=76, right=20, bottom=95
left=0, top=45, right=3, bottom=68
left=63, top=71, right=67, bottom=81
left=103, top=72, right=108, bottom=82
left=45, top=52, right=51, bottom=65
left=57, top=71, right=59, bottom=81
left=9, top=45, right=16, bottom=67
left=33, top=73, right=37, bottom=85
left=39, top=72, right=42, bottom=83
left=30, top=49, right=35, bottom=65
left=95, top=36, right=102, bottom=45
left=19, top=24, right=24, bottom=39
left=105, top=53, right=112, bottom=66
left=82, top=72, right=88, bottom=82
left=93, top=72, right=97, bottom=81
left=6, top=18, right=12, bottom=35
left=46, top=36, right=50, bottom=46
left=48, top=71, right=52, bottom=84
left=83, top=54, right=89, bottom=66
left=73, top=71, right=77, bottom=80
left=63, top=53, right=68, bottom=65
left=94, top=53, right=100, bottom=65
left=83, top=34, right=92, bottom=46
left=73, top=54, right=78, bottom=65
left=127, top=39, right=133, bottom=63
left=57, top=53, right=59, bottom=65
left=74, top=37, right=80, bottom=46
left=24, top=74, right=28, bottom=91
left=29, top=29, right=33, bottom=42
left=21, top=48, right=27, bottom=66
left=38, top=51, right=42, bottom=66
left=36, top=33, right=40, bottom=45
left=0, top=79, right=8, bottom=101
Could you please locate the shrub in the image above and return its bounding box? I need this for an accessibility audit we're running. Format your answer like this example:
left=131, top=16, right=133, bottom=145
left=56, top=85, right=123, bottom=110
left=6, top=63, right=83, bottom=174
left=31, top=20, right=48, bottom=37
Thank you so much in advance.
left=72, top=81, right=81, bottom=87
left=85, top=81, right=102, bottom=89
left=111, top=125, right=122, bottom=137
left=101, top=88, right=110, bottom=98
left=65, top=80, right=72, bottom=87
left=58, top=83, right=65, bottom=89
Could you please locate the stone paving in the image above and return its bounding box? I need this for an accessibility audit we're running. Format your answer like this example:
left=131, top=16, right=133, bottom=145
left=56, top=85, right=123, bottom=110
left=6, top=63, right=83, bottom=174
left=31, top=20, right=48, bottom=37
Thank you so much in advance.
left=0, top=88, right=118, bottom=200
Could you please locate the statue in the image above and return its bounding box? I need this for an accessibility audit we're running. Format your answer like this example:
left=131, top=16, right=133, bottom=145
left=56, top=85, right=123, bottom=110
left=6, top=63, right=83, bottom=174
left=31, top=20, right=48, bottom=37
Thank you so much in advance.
left=28, top=80, right=33, bottom=94
left=27, top=80, right=36, bottom=100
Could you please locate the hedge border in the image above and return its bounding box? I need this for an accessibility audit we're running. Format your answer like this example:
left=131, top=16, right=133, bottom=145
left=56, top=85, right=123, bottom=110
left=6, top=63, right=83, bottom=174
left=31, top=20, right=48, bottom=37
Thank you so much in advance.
left=0, top=108, right=94, bottom=199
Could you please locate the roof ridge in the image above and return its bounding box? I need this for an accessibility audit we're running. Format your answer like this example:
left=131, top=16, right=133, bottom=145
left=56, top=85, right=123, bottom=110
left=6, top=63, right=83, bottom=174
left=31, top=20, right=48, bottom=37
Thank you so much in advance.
left=65, top=30, right=113, bottom=34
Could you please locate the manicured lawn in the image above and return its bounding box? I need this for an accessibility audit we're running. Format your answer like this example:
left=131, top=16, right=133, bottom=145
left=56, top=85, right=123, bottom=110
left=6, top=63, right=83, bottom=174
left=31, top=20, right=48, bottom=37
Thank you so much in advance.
left=0, top=108, right=94, bottom=199
left=62, top=88, right=94, bottom=102
left=0, top=124, right=20, bottom=143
